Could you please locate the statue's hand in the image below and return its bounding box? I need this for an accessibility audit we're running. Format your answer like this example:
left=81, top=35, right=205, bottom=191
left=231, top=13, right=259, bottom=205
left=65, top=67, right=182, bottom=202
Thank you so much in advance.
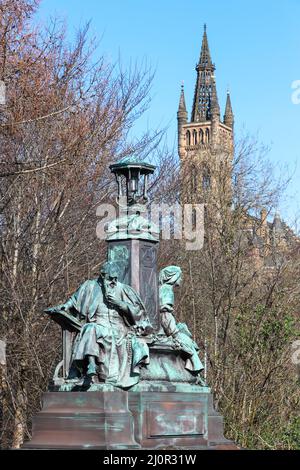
left=133, top=322, right=154, bottom=336
left=106, top=293, right=124, bottom=310
left=44, top=304, right=67, bottom=314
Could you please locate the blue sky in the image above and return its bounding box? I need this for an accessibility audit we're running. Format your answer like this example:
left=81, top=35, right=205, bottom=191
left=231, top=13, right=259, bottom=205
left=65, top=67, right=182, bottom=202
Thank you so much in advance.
left=38, top=0, right=300, bottom=226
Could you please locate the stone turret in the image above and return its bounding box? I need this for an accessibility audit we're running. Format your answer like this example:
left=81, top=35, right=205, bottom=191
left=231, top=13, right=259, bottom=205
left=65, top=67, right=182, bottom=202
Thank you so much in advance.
left=224, top=91, right=234, bottom=129
left=177, top=84, right=188, bottom=159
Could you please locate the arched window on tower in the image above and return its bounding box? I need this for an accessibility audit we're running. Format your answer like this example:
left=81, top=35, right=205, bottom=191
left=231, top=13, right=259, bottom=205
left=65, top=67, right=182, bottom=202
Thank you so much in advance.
left=191, top=165, right=197, bottom=192
left=202, top=166, right=211, bottom=191
left=199, top=129, right=204, bottom=144
left=205, top=128, right=210, bottom=143
left=192, top=130, right=197, bottom=145
left=186, top=130, right=191, bottom=146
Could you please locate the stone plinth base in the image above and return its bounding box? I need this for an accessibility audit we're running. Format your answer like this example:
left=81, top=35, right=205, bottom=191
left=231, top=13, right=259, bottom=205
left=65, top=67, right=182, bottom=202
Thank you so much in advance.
left=23, top=389, right=238, bottom=450
left=129, top=389, right=237, bottom=449
left=22, top=391, right=139, bottom=449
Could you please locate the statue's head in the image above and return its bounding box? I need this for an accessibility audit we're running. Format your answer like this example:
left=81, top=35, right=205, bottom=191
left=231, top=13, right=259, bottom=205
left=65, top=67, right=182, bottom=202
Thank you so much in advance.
left=159, top=266, right=182, bottom=287
left=99, top=261, right=119, bottom=287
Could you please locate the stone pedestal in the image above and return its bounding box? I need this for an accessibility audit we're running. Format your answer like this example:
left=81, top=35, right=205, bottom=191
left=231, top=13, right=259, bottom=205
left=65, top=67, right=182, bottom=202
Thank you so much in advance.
left=129, top=390, right=209, bottom=449
left=23, top=390, right=238, bottom=450
left=23, top=391, right=140, bottom=450
left=129, top=390, right=237, bottom=449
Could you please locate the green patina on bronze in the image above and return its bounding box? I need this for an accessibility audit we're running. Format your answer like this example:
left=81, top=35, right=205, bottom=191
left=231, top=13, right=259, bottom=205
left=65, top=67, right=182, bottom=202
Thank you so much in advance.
left=107, top=245, right=130, bottom=284
left=106, top=209, right=159, bottom=242
left=107, top=156, right=158, bottom=242
left=159, top=265, right=205, bottom=380
left=110, top=156, right=155, bottom=207
left=45, top=156, right=207, bottom=392
left=46, top=261, right=153, bottom=389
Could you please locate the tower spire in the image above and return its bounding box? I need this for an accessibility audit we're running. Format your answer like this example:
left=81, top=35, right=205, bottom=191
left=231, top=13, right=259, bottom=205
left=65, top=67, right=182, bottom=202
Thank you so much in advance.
left=177, top=82, right=188, bottom=124
left=177, top=83, right=188, bottom=159
left=199, top=23, right=213, bottom=68
left=223, top=90, right=234, bottom=128
left=191, top=25, right=218, bottom=123
left=178, top=83, right=187, bottom=115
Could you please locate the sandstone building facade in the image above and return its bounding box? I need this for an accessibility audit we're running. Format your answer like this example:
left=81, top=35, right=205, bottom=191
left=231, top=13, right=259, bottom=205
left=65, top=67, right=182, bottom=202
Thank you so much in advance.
left=177, top=26, right=298, bottom=265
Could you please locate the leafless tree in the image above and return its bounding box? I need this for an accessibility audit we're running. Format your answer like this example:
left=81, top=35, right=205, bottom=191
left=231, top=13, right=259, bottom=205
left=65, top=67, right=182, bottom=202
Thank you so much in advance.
left=0, top=0, right=163, bottom=448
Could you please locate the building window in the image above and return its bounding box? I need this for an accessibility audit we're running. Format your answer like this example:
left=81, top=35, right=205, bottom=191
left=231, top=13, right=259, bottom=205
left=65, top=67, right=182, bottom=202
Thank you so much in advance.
left=191, top=165, right=197, bottom=192
left=206, top=128, right=210, bottom=143
left=186, top=130, right=191, bottom=146
left=199, top=129, right=204, bottom=144
left=193, top=129, right=197, bottom=145
left=202, top=167, right=211, bottom=190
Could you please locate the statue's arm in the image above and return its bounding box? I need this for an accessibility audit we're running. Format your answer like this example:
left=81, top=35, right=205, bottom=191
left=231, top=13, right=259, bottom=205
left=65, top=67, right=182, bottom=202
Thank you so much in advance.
left=161, top=310, right=179, bottom=336
left=45, top=295, right=77, bottom=315
left=106, top=292, right=140, bottom=323
left=44, top=284, right=86, bottom=332
left=45, top=282, right=86, bottom=317
left=46, top=281, right=94, bottom=316
left=106, top=285, right=150, bottom=327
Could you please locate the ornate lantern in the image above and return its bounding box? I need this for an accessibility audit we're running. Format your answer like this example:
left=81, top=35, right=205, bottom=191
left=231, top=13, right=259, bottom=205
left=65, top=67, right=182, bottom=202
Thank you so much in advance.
left=109, top=156, right=155, bottom=206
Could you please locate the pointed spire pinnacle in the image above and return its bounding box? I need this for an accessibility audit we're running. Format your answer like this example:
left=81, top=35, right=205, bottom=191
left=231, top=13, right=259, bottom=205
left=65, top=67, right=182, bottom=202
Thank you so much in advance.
left=210, top=74, right=220, bottom=117
left=178, top=82, right=187, bottom=113
left=198, top=24, right=213, bottom=69
left=224, top=90, right=234, bottom=128
left=177, top=82, right=187, bottom=124
left=192, top=25, right=218, bottom=122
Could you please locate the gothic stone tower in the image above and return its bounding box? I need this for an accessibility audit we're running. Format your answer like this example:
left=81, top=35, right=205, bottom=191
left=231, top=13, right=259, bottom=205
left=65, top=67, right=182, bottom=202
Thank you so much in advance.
left=178, top=25, right=234, bottom=207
